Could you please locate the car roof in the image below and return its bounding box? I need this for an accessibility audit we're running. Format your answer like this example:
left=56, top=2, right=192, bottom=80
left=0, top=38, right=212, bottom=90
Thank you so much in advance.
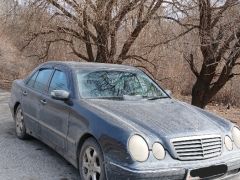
left=41, top=61, right=139, bottom=71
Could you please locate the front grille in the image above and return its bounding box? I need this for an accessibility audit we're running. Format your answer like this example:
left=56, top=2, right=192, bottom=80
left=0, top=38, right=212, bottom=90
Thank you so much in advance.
left=171, top=135, right=222, bottom=160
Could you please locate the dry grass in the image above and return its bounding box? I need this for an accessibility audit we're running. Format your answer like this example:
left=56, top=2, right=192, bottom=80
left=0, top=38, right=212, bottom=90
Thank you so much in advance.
left=0, top=32, right=33, bottom=89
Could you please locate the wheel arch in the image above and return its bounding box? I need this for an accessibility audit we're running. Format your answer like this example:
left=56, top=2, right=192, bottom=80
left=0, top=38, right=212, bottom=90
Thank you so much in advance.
left=76, top=133, right=103, bottom=168
left=13, top=102, right=21, bottom=117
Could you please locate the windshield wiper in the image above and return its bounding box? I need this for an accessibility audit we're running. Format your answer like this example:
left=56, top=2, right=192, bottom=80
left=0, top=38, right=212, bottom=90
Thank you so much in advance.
left=146, top=96, right=169, bottom=100
left=91, top=96, right=123, bottom=100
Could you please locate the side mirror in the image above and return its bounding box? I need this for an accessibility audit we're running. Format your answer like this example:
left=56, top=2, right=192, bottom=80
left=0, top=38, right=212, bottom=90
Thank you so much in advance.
left=51, top=90, right=70, bottom=101
left=165, top=90, right=172, bottom=97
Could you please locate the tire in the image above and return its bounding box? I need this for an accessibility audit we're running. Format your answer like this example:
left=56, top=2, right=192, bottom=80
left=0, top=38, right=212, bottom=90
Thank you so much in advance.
left=79, top=138, right=106, bottom=180
left=15, top=105, right=29, bottom=140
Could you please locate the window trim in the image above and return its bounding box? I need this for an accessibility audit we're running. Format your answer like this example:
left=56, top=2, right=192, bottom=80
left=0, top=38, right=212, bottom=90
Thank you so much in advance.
left=25, top=70, right=39, bottom=88
left=48, top=69, right=70, bottom=94
left=29, top=68, right=54, bottom=94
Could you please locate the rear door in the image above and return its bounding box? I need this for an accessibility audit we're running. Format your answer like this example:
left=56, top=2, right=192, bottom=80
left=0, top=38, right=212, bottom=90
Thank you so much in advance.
left=22, top=68, right=54, bottom=136
left=39, top=66, right=71, bottom=151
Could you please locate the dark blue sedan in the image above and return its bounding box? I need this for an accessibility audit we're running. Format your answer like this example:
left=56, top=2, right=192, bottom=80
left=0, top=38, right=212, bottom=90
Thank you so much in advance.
left=9, top=61, right=240, bottom=180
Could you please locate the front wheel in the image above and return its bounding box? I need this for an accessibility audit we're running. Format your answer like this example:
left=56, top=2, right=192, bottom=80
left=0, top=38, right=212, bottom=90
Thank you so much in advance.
left=79, top=138, right=106, bottom=180
left=15, top=105, right=29, bottom=139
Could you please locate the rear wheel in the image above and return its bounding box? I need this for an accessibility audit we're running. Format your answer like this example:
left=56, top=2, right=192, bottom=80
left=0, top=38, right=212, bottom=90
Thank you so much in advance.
left=79, top=138, right=106, bottom=180
left=15, top=105, right=28, bottom=139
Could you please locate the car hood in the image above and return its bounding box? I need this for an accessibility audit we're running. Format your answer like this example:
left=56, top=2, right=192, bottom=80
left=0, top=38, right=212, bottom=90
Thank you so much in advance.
left=85, top=98, right=228, bottom=139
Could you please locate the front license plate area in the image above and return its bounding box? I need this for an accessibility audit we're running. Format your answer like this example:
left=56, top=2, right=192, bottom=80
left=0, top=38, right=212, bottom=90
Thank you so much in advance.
left=189, top=164, right=227, bottom=179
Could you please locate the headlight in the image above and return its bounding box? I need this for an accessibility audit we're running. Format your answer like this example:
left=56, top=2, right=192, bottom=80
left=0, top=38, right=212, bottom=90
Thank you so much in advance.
left=152, top=143, right=165, bottom=160
left=232, top=127, right=240, bottom=148
left=224, top=136, right=233, bottom=151
left=128, top=135, right=149, bottom=162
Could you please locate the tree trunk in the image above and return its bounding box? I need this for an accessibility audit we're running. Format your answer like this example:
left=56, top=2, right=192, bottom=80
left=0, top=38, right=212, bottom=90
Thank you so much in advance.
left=191, top=79, right=209, bottom=108
left=95, top=25, right=109, bottom=63
left=191, top=76, right=229, bottom=109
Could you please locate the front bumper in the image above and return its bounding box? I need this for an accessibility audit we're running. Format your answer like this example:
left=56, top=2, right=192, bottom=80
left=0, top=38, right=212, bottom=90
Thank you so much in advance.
left=105, top=153, right=240, bottom=180
left=107, top=162, right=185, bottom=179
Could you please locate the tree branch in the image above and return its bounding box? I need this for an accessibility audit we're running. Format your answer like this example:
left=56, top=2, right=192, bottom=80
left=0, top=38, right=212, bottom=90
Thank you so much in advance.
left=211, top=0, right=239, bottom=28
left=47, top=0, right=97, bottom=42
left=83, top=8, right=94, bottom=61
left=184, top=53, right=199, bottom=77
left=69, top=39, right=89, bottom=61
left=122, top=55, right=157, bottom=70
left=118, top=0, right=163, bottom=61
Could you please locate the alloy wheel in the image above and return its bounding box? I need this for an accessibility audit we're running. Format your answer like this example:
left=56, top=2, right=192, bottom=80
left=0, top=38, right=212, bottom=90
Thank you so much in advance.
left=16, top=108, right=24, bottom=136
left=82, top=146, right=101, bottom=180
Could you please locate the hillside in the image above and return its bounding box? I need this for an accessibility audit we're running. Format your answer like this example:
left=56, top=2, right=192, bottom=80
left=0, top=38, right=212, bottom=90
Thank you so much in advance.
left=0, top=32, right=31, bottom=89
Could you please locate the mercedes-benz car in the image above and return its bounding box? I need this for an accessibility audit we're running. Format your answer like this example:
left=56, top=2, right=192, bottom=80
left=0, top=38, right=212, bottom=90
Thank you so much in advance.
left=9, top=61, right=240, bottom=180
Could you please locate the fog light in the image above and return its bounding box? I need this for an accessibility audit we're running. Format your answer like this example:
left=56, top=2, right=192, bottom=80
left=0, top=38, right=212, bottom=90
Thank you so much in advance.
left=225, top=136, right=233, bottom=151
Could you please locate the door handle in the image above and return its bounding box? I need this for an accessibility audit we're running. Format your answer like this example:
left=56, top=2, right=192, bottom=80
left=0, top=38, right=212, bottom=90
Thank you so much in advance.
left=22, top=91, right=28, bottom=96
left=40, top=99, right=47, bottom=105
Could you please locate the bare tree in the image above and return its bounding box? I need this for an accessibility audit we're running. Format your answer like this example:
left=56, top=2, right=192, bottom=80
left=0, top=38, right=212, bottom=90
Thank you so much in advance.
left=21, top=0, right=163, bottom=70
left=190, top=0, right=240, bottom=108
left=156, top=0, right=240, bottom=108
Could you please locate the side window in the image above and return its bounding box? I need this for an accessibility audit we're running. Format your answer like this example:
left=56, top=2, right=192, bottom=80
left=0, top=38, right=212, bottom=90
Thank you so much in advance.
left=26, top=71, right=39, bottom=87
left=49, top=70, right=68, bottom=93
left=34, top=69, right=53, bottom=92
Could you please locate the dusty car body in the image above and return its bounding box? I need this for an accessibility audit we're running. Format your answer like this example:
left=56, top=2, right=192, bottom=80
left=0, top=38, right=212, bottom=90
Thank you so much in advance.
left=9, top=61, right=240, bottom=180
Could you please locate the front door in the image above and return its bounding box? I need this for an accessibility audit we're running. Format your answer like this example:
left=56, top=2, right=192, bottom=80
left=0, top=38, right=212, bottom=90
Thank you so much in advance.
left=39, top=68, right=70, bottom=151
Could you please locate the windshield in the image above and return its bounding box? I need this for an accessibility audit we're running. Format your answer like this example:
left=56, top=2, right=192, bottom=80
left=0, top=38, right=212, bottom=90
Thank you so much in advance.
left=76, top=70, right=168, bottom=99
